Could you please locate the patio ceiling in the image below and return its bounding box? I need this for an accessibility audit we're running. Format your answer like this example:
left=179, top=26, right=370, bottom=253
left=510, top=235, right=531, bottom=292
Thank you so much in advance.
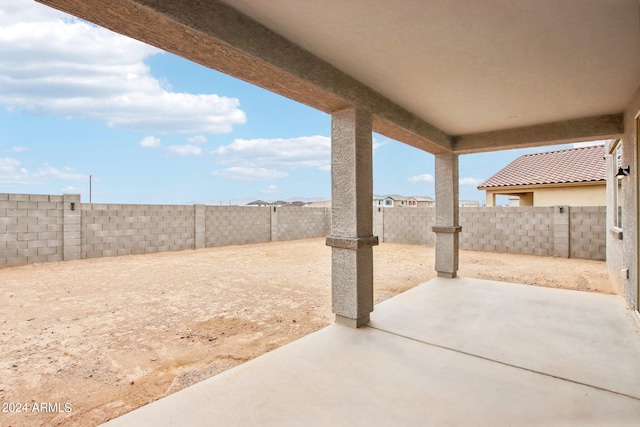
left=37, top=0, right=640, bottom=153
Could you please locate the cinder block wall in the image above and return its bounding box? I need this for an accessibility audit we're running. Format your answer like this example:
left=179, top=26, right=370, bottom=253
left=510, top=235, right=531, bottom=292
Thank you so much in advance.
left=81, top=203, right=195, bottom=258
left=373, top=207, right=384, bottom=242
left=0, top=193, right=607, bottom=267
left=382, top=207, right=436, bottom=245
left=0, top=193, right=65, bottom=266
left=570, top=206, right=606, bottom=260
left=379, top=206, right=606, bottom=260
left=272, top=206, right=329, bottom=242
left=205, top=206, right=271, bottom=247
left=460, top=207, right=554, bottom=256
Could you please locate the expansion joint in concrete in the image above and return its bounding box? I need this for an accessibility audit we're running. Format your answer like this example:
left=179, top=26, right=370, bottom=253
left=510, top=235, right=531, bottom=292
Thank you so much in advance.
left=368, top=324, right=640, bottom=402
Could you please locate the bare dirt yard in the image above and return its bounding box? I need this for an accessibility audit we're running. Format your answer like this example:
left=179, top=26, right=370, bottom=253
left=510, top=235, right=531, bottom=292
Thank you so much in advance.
left=0, top=238, right=613, bottom=426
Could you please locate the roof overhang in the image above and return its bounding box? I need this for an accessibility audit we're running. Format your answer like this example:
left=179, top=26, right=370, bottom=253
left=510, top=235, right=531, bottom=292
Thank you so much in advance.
left=479, top=181, right=607, bottom=191
left=36, top=0, right=640, bottom=154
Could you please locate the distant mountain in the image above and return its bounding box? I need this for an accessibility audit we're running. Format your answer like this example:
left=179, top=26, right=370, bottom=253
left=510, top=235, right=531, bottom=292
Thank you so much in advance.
left=283, top=196, right=329, bottom=203
left=186, top=196, right=329, bottom=206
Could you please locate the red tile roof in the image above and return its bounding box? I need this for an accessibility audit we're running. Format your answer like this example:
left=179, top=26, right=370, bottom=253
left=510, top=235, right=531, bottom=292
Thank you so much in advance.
left=478, top=145, right=606, bottom=189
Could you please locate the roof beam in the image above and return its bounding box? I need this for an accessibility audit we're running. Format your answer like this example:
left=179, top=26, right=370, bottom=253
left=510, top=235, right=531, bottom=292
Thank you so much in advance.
left=36, top=0, right=452, bottom=154
left=453, top=114, right=624, bottom=154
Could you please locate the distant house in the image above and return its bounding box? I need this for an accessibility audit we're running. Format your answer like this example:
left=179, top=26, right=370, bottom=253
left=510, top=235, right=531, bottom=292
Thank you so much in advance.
left=247, top=200, right=309, bottom=207
left=477, top=145, right=606, bottom=207
left=407, top=196, right=435, bottom=207
left=459, top=200, right=480, bottom=207
left=381, top=194, right=408, bottom=207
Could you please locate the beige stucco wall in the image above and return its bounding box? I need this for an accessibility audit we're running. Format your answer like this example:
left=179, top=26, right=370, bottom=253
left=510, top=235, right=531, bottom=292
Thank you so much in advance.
left=485, top=184, right=605, bottom=207
left=607, top=83, right=640, bottom=312
left=533, top=185, right=606, bottom=206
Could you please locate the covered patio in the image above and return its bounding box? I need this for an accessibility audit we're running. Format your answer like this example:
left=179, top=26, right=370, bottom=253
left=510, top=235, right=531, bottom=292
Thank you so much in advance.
left=34, top=0, right=640, bottom=424
left=103, top=277, right=640, bottom=426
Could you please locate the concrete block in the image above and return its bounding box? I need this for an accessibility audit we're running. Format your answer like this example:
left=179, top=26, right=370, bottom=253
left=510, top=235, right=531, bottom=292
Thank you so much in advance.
left=0, top=248, right=18, bottom=258
left=37, top=246, right=58, bottom=256
left=27, top=240, right=47, bottom=249
left=0, top=201, right=18, bottom=209
left=18, top=248, right=39, bottom=257
left=64, top=238, right=82, bottom=247
left=27, top=255, right=48, bottom=263
left=46, top=254, right=62, bottom=262
left=37, top=201, right=58, bottom=210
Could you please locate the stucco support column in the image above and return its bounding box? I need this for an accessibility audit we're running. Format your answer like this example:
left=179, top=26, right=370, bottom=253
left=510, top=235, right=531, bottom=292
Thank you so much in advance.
left=326, top=107, right=378, bottom=328
left=432, top=153, right=461, bottom=278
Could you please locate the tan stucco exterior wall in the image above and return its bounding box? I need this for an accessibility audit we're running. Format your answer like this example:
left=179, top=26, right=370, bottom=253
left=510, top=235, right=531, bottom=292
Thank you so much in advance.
left=484, top=184, right=605, bottom=207
left=532, top=185, right=606, bottom=206
left=607, top=83, right=640, bottom=313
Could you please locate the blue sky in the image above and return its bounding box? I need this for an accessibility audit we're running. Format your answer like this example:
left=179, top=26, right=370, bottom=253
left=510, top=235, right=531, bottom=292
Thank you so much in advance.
left=0, top=0, right=602, bottom=205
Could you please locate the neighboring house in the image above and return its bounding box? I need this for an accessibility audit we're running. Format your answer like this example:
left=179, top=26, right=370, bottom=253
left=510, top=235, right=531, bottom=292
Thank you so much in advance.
left=477, top=145, right=606, bottom=207
left=373, top=195, right=385, bottom=207
left=247, top=200, right=310, bottom=207
left=459, top=200, right=480, bottom=207
left=407, top=196, right=434, bottom=207
left=383, top=194, right=408, bottom=207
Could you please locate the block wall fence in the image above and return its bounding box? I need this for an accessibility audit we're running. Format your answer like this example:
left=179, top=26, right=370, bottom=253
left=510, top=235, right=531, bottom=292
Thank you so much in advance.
left=374, top=206, right=606, bottom=260
left=0, top=193, right=605, bottom=268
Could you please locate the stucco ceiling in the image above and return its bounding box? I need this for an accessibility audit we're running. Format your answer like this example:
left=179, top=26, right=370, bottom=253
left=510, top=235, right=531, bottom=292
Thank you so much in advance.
left=220, top=0, right=640, bottom=136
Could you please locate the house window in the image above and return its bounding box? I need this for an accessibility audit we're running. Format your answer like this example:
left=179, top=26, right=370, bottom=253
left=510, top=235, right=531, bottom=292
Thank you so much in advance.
left=384, top=199, right=392, bottom=206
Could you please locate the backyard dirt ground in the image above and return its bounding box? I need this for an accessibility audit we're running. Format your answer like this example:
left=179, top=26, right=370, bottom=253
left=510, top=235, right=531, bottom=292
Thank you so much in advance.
left=0, top=238, right=613, bottom=426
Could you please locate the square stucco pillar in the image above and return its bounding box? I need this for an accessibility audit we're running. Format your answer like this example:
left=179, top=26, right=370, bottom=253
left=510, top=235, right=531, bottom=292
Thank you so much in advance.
left=326, top=107, right=378, bottom=328
left=432, top=153, right=461, bottom=278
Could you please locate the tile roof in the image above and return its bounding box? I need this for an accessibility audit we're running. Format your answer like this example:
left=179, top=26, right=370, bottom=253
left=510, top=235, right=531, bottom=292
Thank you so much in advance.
left=478, top=145, right=606, bottom=189
left=383, top=194, right=409, bottom=201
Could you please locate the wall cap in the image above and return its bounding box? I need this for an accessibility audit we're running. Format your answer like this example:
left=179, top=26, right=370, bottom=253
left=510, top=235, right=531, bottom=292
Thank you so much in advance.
left=326, top=235, right=379, bottom=249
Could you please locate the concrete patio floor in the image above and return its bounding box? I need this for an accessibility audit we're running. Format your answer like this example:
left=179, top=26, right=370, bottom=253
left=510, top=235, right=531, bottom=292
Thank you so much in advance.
left=102, top=277, right=640, bottom=426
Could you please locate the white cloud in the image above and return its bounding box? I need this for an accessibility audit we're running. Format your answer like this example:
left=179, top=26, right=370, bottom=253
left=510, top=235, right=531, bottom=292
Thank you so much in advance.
left=318, top=165, right=331, bottom=172
left=373, top=138, right=389, bottom=152
left=0, top=157, right=85, bottom=185
left=11, top=146, right=28, bottom=152
left=167, top=144, right=203, bottom=156
left=139, top=136, right=161, bottom=148
left=212, top=167, right=288, bottom=181
left=0, top=157, right=29, bottom=185
left=33, top=164, right=86, bottom=181
left=188, top=135, right=207, bottom=144
left=212, top=136, right=330, bottom=170
left=261, top=184, right=280, bottom=194
left=408, top=174, right=434, bottom=184
left=0, top=0, right=246, bottom=134
left=459, top=177, right=483, bottom=186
